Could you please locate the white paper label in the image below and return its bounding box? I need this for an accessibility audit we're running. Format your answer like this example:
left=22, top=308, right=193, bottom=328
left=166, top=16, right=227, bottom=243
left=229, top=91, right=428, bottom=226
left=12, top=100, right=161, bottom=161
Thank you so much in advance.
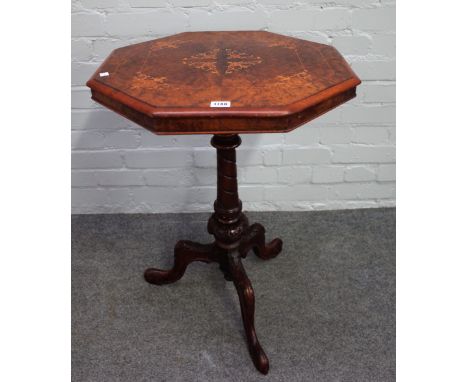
left=210, top=101, right=231, bottom=108
left=99, top=72, right=109, bottom=77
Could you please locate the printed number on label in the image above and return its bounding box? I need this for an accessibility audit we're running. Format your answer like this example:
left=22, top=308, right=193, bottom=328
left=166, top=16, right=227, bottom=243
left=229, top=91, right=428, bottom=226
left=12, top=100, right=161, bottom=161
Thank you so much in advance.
left=210, top=101, right=231, bottom=108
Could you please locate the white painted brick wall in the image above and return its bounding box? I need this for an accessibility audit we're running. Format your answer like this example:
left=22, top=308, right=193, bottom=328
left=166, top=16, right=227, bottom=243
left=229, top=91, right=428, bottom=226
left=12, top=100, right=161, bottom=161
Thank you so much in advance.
left=71, top=0, right=395, bottom=213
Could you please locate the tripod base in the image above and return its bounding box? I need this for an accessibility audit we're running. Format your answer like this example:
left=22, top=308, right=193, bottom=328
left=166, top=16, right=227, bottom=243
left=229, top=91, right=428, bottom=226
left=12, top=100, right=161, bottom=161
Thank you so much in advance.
left=145, top=134, right=282, bottom=374
left=144, top=218, right=282, bottom=375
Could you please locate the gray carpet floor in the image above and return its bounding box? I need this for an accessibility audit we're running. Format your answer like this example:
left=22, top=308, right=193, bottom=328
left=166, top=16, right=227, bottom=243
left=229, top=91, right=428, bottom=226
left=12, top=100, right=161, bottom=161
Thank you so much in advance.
left=72, top=208, right=395, bottom=382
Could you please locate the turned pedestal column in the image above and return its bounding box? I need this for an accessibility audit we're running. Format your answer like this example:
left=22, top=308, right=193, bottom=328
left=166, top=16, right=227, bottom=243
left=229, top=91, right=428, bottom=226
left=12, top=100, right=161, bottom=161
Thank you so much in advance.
left=144, top=134, right=282, bottom=374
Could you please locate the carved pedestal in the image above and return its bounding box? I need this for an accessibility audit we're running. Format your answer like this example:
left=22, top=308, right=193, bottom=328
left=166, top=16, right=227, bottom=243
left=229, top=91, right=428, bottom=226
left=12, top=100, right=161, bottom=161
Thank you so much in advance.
left=144, top=134, right=282, bottom=374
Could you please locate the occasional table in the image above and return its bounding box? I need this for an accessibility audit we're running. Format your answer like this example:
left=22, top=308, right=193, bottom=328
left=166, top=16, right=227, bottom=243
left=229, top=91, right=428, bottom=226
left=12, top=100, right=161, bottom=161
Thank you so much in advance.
left=87, top=31, right=360, bottom=374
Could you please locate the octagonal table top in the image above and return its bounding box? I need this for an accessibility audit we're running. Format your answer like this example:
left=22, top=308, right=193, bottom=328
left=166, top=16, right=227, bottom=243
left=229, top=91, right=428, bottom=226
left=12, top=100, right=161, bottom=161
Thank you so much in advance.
left=87, top=31, right=360, bottom=135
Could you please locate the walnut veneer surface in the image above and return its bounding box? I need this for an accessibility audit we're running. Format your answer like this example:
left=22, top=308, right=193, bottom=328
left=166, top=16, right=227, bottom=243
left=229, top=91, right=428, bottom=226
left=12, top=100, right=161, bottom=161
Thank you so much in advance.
left=87, top=31, right=360, bottom=134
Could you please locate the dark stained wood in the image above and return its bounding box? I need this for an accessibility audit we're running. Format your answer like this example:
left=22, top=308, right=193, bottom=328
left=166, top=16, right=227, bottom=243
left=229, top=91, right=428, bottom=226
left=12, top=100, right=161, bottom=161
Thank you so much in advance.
left=143, top=241, right=218, bottom=285
left=144, top=134, right=282, bottom=374
left=87, top=31, right=360, bottom=134
left=88, top=31, right=361, bottom=375
left=228, top=253, right=269, bottom=374
left=239, top=223, right=282, bottom=260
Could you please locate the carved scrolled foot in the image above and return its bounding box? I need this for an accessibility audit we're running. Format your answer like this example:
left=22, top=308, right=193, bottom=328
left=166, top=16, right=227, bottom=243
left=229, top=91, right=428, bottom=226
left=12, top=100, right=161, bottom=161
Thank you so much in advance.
left=239, top=223, right=283, bottom=260
left=228, top=254, right=270, bottom=374
left=144, top=241, right=218, bottom=285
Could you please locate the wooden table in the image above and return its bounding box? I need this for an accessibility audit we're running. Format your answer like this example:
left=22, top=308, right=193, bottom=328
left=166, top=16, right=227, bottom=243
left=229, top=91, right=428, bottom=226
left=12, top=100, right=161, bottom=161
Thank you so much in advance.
left=87, top=31, right=360, bottom=374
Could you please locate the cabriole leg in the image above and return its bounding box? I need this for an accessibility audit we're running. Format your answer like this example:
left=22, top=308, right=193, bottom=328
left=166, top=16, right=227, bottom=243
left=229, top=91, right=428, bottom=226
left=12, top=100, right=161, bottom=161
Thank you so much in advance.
left=144, top=241, right=218, bottom=285
left=228, top=253, right=270, bottom=374
left=240, top=223, right=283, bottom=260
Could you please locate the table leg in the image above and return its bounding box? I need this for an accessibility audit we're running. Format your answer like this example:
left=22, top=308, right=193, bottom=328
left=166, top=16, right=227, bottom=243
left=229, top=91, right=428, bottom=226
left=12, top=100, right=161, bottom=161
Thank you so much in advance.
left=240, top=223, right=283, bottom=260
left=143, top=134, right=282, bottom=374
left=144, top=241, right=218, bottom=285
left=228, top=252, right=270, bottom=374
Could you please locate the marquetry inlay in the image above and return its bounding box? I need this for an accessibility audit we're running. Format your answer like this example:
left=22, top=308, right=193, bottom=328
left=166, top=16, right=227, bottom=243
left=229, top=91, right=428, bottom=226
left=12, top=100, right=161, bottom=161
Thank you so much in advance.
left=182, top=48, right=262, bottom=75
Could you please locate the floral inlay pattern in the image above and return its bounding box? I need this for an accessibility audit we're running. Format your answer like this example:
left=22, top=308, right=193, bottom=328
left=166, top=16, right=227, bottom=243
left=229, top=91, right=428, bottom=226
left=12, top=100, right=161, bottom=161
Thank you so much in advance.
left=182, top=48, right=220, bottom=74
left=225, top=49, right=262, bottom=74
left=276, top=70, right=312, bottom=85
left=149, top=38, right=186, bottom=52
left=130, top=72, right=168, bottom=91
left=267, top=40, right=297, bottom=50
left=182, top=48, right=262, bottom=75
